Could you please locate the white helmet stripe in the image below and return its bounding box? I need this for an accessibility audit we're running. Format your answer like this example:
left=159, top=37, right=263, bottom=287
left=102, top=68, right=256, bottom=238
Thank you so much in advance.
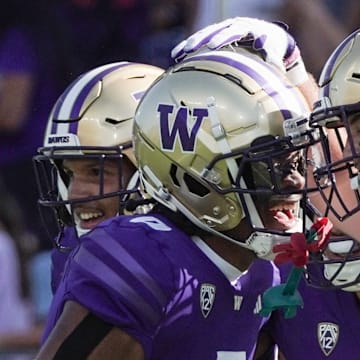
left=50, top=62, right=131, bottom=136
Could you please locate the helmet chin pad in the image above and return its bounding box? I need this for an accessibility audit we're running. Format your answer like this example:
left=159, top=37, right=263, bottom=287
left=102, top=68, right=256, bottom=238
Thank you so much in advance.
left=306, top=233, right=360, bottom=291
left=324, top=259, right=360, bottom=292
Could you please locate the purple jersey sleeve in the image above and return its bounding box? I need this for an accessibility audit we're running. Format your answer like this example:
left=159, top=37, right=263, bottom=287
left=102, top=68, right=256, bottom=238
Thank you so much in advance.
left=44, top=214, right=280, bottom=359
left=265, top=263, right=360, bottom=358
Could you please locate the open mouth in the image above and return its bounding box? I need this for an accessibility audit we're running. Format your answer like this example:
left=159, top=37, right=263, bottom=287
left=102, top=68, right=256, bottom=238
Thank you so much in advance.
left=74, top=207, right=105, bottom=230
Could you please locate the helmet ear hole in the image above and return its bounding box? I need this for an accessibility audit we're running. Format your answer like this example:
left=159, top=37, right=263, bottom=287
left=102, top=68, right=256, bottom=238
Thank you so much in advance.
left=241, top=161, right=255, bottom=190
left=184, top=173, right=209, bottom=197
left=170, top=164, right=209, bottom=197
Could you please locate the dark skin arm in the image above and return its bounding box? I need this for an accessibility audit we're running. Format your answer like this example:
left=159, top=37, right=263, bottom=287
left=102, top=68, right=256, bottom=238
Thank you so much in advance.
left=255, top=329, right=287, bottom=360
left=254, top=330, right=275, bottom=360
left=35, top=301, right=144, bottom=360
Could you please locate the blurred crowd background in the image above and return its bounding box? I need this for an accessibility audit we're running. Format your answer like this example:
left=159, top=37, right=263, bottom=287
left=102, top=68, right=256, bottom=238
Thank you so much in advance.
left=0, top=0, right=359, bottom=358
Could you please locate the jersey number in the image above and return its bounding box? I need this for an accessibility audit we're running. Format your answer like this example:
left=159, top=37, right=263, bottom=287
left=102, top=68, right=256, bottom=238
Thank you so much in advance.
left=130, top=216, right=172, bottom=231
left=216, top=352, right=246, bottom=359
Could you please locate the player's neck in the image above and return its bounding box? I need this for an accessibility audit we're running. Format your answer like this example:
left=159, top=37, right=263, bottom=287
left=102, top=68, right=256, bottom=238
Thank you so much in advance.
left=202, top=234, right=256, bottom=272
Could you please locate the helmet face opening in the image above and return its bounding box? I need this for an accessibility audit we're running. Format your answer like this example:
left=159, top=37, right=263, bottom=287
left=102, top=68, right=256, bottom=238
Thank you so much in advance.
left=205, top=131, right=318, bottom=195
left=202, top=129, right=321, bottom=239
left=309, top=29, right=360, bottom=221
left=33, top=144, right=138, bottom=249
left=310, top=101, right=360, bottom=221
left=34, top=144, right=137, bottom=208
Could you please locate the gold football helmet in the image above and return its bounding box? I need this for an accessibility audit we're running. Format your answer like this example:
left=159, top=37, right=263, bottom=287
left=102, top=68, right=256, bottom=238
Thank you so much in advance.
left=33, top=62, right=164, bottom=245
left=134, top=49, right=320, bottom=257
left=310, top=29, right=360, bottom=221
left=307, top=30, right=360, bottom=291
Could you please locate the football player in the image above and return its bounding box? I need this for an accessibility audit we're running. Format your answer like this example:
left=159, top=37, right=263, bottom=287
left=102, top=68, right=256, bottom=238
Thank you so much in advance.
left=33, top=62, right=164, bottom=293
left=171, top=16, right=360, bottom=241
left=264, top=26, right=360, bottom=360
left=35, top=48, right=319, bottom=359
left=171, top=18, right=360, bottom=359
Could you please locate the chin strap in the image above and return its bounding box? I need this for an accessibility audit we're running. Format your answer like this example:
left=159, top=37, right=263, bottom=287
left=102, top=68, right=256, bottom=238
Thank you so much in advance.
left=257, top=217, right=333, bottom=319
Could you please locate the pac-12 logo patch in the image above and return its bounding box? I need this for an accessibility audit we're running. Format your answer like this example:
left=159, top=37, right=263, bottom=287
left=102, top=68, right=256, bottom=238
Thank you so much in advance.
left=317, top=322, right=339, bottom=356
left=200, top=283, right=216, bottom=318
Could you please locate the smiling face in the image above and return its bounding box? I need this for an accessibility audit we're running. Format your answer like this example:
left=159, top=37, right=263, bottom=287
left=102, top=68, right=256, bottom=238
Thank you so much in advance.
left=63, top=157, right=136, bottom=231
left=224, top=149, right=306, bottom=246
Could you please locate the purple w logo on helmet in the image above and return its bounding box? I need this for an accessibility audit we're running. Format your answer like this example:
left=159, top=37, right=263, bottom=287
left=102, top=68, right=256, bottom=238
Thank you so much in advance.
left=158, top=104, right=207, bottom=152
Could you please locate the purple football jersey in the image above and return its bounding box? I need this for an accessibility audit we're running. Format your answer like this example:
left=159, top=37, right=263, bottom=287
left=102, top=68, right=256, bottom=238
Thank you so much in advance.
left=265, top=263, right=360, bottom=358
left=44, top=213, right=280, bottom=359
